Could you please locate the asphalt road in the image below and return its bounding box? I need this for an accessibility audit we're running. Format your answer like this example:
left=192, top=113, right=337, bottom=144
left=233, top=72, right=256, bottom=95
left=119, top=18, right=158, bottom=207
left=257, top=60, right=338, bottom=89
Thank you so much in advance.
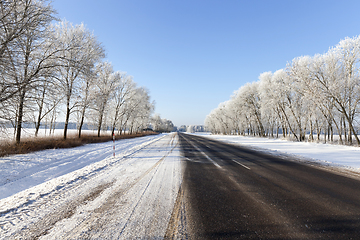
left=174, top=133, right=360, bottom=239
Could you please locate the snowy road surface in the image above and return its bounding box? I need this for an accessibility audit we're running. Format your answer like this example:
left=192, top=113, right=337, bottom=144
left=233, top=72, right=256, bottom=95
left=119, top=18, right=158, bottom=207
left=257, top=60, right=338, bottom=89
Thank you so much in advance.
left=0, top=133, right=182, bottom=239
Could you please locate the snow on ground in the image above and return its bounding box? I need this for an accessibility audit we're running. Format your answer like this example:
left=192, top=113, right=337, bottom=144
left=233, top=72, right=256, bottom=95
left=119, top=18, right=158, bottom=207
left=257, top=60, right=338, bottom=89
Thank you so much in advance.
left=0, top=133, right=163, bottom=200
left=0, top=128, right=114, bottom=143
left=0, top=133, right=182, bottom=239
left=194, top=133, right=360, bottom=173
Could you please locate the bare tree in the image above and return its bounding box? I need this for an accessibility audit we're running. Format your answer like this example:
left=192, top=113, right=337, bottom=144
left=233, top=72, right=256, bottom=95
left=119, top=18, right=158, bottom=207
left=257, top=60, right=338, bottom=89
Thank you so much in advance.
left=109, top=74, right=136, bottom=136
left=117, top=87, right=153, bottom=135
left=92, top=61, right=118, bottom=137
left=77, top=67, right=96, bottom=138
left=33, top=75, right=61, bottom=136
left=151, top=116, right=174, bottom=133
left=4, top=1, right=57, bottom=143
left=53, top=20, right=104, bottom=139
left=0, top=0, right=56, bottom=104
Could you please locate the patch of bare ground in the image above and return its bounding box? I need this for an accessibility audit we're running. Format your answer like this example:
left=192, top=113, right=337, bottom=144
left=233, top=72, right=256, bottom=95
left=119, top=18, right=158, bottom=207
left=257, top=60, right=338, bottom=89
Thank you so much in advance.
left=0, top=132, right=158, bottom=157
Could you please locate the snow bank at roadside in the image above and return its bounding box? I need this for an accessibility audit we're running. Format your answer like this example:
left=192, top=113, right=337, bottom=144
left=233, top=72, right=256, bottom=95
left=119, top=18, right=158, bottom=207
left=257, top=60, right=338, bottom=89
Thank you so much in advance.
left=194, top=133, right=360, bottom=172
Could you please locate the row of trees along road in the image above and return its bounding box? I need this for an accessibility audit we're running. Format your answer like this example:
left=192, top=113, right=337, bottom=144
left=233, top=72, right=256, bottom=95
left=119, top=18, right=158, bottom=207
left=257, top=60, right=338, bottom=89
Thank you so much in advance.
left=205, top=35, right=360, bottom=146
left=0, top=0, right=154, bottom=143
left=151, top=114, right=175, bottom=133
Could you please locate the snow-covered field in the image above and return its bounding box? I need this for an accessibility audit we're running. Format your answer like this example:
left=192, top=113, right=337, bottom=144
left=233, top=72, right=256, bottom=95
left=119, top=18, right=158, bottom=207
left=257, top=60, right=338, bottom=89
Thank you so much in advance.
left=0, top=133, right=182, bottom=239
left=0, top=128, right=114, bottom=142
left=194, top=133, right=360, bottom=173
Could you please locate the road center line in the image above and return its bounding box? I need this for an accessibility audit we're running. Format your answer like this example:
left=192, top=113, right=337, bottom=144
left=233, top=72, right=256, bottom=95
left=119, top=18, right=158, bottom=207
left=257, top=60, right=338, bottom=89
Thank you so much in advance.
left=184, top=137, right=221, bottom=169
left=195, top=146, right=221, bottom=168
left=232, top=159, right=251, bottom=170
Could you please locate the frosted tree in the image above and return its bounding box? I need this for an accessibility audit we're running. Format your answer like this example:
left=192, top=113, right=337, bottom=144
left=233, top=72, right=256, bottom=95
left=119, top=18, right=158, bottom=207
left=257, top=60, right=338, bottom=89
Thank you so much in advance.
left=226, top=97, right=245, bottom=135
left=236, top=82, right=265, bottom=136
left=77, top=67, right=96, bottom=138
left=109, top=74, right=136, bottom=136
left=124, top=87, right=153, bottom=134
left=330, top=37, right=360, bottom=145
left=300, top=54, right=341, bottom=143
left=53, top=20, right=104, bottom=139
left=287, top=56, right=313, bottom=141
left=151, top=115, right=174, bottom=132
left=205, top=101, right=236, bottom=135
left=151, top=114, right=161, bottom=132
left=259, top=71, right=277, bottom=137
left=205, top=112, right=216, bottom=133
left=162, top=119, right=174, bottom=132
left=33, top=75, right=61, bottom=137
left=0, top=0, right=55, bottom=104
left=6, top=3, right=57, bottom=143
left=304, top=38, right=360, bottom=145
left=92, top=61, right=117, bottom=137
left=270, top=69, right=296, bottom=139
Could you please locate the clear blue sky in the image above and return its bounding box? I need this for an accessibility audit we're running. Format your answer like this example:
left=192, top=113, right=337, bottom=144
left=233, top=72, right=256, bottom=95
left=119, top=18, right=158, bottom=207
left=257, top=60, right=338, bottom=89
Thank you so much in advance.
left=52, top=0, right=360, bottom=126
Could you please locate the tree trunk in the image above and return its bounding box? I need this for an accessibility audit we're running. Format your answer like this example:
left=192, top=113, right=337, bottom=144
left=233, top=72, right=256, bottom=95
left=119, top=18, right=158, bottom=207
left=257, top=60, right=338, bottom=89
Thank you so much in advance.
left=97, top=113, right=103, bottom=137
left=309, top=120, right=313, bottom=142
left=348, top=127, right=353, bottom=145
left=64, top=99, right=70, bottom=140
left=16, top=89, right=26, bottom=144
left=343, top=117, right=347, bottom=144
left=316, top=120, right=320, bottom=141
left=35, top=109, right=42, bottom=137
left=35, top=83, right=47, bottom=137
left=119, top=120, right=123, bottom=135
left=336, top=100, right=360, bottom=145
left=78, top=106, right=86, bottom=138
left=280, top=106, right=298, bottom=141
left=50, top=106, right=56, bottom=135
left=111, top=124, right=116, bottom=137
left=35, top=99, right=44, bottom=137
